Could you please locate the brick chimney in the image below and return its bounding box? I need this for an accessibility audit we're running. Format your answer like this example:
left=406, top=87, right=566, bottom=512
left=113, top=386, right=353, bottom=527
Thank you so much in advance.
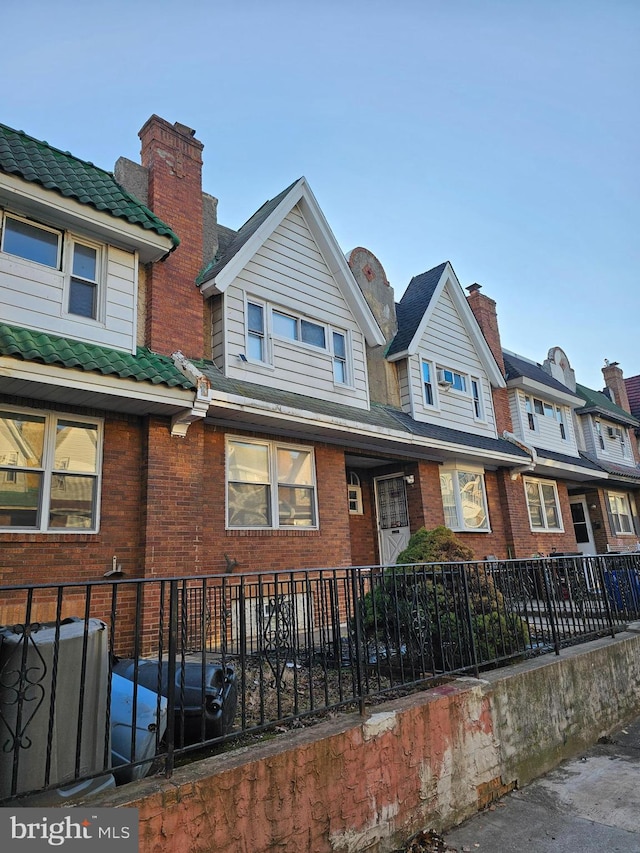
left=602, top=361, right=632, bottom=414
left=465, top=283, right=512, bottom=434
left=139, top=116, right=204, bottom=359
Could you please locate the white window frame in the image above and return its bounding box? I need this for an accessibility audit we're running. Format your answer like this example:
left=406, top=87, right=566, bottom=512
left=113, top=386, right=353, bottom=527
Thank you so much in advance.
left=606, top=491, right=635, bottom=536
left=226, top=436, right=318, bottom=530
left=523, top=477, right=564, bottom=532
left=347, top=471, right=363, bottom=515
left=332, top=329, right=351, bottom=386
left=65, top=235, right=103, bottom=321
left=1, top=211, right=62, bottom=269
left=439, top=464, right=490, bottom=532
left=421, top=359, right=438, bottom=408
left=272, top=309, right=327, bottom=351
left=471, top=377, right=485, bottom=421
left=0, top=406, right=103, bottom=533
left=594, top=418, right=605, bottom=450
left=437, top=366, right=467, bottom=393
left=245, top=298, right=268, bottom=364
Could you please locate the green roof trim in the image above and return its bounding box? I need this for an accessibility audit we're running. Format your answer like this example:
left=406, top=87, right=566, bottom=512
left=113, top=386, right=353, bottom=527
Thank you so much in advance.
left=0, top=123, right=179, bottom=248
left=576, top=383, right=640, bottom=426
left=0, top=324, right=193, bottom=389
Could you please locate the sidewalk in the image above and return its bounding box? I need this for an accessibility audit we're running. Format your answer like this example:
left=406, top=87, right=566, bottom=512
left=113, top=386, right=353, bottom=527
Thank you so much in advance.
left=443, top=715, right=640, bottom=853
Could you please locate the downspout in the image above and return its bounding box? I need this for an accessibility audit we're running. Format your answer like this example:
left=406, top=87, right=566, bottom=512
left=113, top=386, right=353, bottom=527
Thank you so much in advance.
left=502, top=431, right=537, bottom=479
left=169, top=351, right=214, bottom=437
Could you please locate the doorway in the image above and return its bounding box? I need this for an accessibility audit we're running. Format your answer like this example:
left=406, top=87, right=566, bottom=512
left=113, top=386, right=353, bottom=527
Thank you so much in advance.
left=570, top=497, right=596, bottom=555
left=374, top=474, right=410, bottom=565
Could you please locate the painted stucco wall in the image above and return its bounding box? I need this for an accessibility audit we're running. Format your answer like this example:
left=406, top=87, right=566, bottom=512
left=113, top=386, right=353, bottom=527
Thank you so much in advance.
left=97, top=629, right=640, bottom=853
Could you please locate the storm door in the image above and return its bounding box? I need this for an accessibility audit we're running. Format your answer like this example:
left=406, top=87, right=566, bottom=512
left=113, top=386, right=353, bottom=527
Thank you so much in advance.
left=374, top=474, right=410, bottom=565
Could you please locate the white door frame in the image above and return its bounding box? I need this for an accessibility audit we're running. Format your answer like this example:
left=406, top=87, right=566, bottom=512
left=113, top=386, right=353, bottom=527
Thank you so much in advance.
left=569, top=496, right=596, bottom=556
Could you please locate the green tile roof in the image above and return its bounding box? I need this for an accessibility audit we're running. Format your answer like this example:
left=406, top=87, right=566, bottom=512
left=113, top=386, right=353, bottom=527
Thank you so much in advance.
left=0, top=324, right=193, bottom=389
left=576, top=383, right=640, bottom=426
left=0, top=123, right=179, bottom=248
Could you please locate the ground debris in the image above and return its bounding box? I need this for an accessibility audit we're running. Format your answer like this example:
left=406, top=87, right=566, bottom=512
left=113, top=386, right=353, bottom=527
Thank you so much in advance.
left=394, top=828, right=456, bottom=852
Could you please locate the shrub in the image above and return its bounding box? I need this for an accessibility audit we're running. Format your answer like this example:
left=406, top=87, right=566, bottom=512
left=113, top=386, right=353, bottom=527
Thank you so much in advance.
left=397, top=525, right=475, bottom=564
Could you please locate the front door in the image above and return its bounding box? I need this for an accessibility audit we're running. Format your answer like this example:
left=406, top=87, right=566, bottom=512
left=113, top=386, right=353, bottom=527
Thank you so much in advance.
left=374, top=474, right=410, bottom=565
left=570, top=497, right=596, bottom=555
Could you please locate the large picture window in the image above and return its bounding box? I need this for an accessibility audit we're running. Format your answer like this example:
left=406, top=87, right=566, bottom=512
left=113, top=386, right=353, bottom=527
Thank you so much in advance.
left=0, top=409, right=102, bottom=531
left=227, top=438, right=317, bottom=529
left=524, top=477, right=563, bottom=531
left=439, top=466, right=489, bottom=531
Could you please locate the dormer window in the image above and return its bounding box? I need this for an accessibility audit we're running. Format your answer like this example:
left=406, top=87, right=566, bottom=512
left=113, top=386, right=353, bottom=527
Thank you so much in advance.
left=273, top=310, right=326, bottom=348
left=2, top=214, right=61, bottom=268
left=68, top=240, right=100, bottom=319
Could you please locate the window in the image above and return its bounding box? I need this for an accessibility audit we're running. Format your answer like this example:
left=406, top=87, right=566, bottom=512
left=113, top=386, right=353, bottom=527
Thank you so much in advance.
left=68, top=240, right=100, bottom=318
left=556, top=407, right=566, bottom=440
left=422, top=360, right=435, bottom=406
left=595, top=419, right=605, bottom=450
left=438, top=367, right=467, bottom=392
left=439, top=466, right=489, bottom=531
left=227, top=438, right=317, bottom=529
left=606, top=492, right=634, bottom=535
left=525, top=396, right=536, bottom=431
left=273, top=310, right=326, bottom=349
left=525, top=396, right=566, bottom=438
left=247, top=301, right=266, bottom=361
left=471, top=378, right=484, bottom=420
left=347, top=471, right=363, bottom=514
left=524, top=477, right=563, bottom=531
left=333, top=331, right=348, bottom=384
left=1, top=214, right=61, bottom=268
left=0, top=409, right=101, bottom=532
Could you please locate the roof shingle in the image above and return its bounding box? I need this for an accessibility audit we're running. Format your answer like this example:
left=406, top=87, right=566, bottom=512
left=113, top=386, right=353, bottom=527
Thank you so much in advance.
left=386, top=262, right=447, bottom=357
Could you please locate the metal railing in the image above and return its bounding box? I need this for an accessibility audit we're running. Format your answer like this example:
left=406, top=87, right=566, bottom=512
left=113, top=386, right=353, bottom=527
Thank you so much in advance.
left=1, top=552, right=639, bottom=802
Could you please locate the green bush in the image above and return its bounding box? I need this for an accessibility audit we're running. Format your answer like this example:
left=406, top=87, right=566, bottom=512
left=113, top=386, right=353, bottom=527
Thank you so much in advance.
left=361, top=527, right=529, bottom=671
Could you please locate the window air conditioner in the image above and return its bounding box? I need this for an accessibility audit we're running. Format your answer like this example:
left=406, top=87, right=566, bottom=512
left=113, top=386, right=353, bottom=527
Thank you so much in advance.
left=607, top=426, right=621, bottom=439
left=436, top=369, right=452, bottom=388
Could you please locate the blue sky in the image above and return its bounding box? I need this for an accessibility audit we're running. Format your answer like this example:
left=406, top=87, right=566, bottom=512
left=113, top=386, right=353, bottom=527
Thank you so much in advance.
left=2, top=0, right=638, bottom=390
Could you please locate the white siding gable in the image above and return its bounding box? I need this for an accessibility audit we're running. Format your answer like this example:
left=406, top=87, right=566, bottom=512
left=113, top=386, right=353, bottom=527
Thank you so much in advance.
left=223, top=205, right=370, bottom=409
left=405, top=282, right=497, bottom=437
left=509, top=389, right=579, bottom=456
left=583, top=414, right=635, bottom=465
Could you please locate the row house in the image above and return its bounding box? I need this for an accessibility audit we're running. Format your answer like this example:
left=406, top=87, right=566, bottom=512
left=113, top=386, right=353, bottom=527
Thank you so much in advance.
left=0, top=115, right=638, bottom=596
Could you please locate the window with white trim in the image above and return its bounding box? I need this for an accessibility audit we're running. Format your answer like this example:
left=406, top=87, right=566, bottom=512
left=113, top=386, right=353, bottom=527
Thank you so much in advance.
left=471, top=378, right=484, bottom=421
left=422, top=360, right=435, bottom=407
left=524, top=395, right=567, bottom=439
left=523, top=477, right=563, bottom=531
left=0, top=408, right=102, bottom=531
left=439, top=465, right=490, bottom=531
left=273, top=310, right=326, bottom=349
left=332, top=331, right=348, bottom=384
left=594, top=418, right=605, bottom=450
left=606, top=491, right=634, bottom=535
left=226, top=437, right=317, bottom=529
left=247, top=301, right=266, bottom=362
left=438, top=367, right=467, bottom=392
left=347, top=471, right=363, bottom=514
left=1, top=211, right=104, bottom=321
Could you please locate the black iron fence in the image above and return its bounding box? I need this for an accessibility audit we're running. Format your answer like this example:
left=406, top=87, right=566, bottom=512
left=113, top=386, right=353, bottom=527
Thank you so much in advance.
left=1, top=552, right=639, bottom=802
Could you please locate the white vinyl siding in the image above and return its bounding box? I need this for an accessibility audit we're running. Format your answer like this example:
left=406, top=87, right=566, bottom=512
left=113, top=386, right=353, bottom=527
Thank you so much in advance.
left=224, top=205, right=370, bottom=408
left=0, top=237, right=138, bottom=353
left=510, top=391, right=580, bottom=456
left=592, top=418, right=634, bottom=464
left=405, top=283, right=497, bottom=436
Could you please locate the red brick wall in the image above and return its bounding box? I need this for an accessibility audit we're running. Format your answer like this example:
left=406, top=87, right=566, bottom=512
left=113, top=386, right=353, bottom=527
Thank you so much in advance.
left=0, top=407, right=144, bottom=586
left=201, top=429, right=353, bottom=574
left=139, top=116, right=205, bottom=359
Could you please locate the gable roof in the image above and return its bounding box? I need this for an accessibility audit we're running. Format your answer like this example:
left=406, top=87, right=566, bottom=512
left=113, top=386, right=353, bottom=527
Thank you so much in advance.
left=575, top=383, right=640, bottom=427
left=0, top=323, right=193, bottom=389
left=196, top=177, right=385, bottom=348
left=502, top=351, right=584, bottom=407
left=386, top=263, right=447, bottom=356
left=386, top=261, right=505, bottom=388
left=0, top=122, right=179, bottom=248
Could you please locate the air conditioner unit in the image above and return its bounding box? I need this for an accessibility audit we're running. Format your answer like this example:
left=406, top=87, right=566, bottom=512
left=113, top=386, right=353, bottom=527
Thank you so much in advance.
left=436, top=369, right=452, bottom=388
left=607, top=426, right=621, bottom=439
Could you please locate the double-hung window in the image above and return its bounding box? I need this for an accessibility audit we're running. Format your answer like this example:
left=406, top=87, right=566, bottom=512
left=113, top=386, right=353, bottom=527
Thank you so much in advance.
left=68, top=239, right=101, bottom=319
left=606, top=492, right=635, bottom=535
left=422, top=360, right=435, bottom=407
left=247, top=301, right=266, bottom=362
left=439, top=466, right=490, bottom=531
left=227, top=437, right=318, bottom=529
left=0, top=408, right=102, bottom=531
left=471, top=378, right=484, bottom=420
left=332, top=331, right=348, bottom=384
left=524, top=477, right=563, bottom=531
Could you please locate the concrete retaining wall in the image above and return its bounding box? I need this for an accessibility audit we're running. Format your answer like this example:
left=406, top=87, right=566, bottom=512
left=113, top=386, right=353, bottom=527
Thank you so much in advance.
left=97, top=629, right=640, bottom=853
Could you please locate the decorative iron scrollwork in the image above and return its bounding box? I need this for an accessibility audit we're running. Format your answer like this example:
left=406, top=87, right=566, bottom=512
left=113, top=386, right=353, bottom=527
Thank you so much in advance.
left=0, top=623, right=47, bottom=753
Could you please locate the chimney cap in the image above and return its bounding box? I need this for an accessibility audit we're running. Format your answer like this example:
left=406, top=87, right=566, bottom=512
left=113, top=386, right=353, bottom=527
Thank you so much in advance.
left=174, top=122, right=196, bottom=138
left=466, top=283, right=482, bottom=293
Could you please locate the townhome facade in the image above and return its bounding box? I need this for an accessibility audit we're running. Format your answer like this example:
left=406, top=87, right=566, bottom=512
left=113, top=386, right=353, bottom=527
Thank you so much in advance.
left=1, top=114, right=637, bottom=595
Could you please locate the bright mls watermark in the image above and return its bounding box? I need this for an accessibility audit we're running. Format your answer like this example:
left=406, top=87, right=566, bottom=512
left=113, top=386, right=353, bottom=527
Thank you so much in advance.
left=0, top=808, right=138, bottom=851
